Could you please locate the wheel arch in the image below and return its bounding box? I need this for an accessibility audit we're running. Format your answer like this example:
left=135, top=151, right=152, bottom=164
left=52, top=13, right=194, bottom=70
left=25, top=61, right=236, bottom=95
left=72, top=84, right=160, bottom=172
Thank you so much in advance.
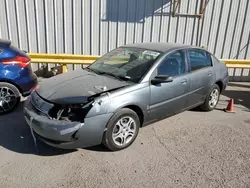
left=122, top=105, right=144, bottom=126
left=111, top=104, right=145, bottom=127
left=215, top=80, right=223, bottom=93
left=0, top=79, right=23, bottom=95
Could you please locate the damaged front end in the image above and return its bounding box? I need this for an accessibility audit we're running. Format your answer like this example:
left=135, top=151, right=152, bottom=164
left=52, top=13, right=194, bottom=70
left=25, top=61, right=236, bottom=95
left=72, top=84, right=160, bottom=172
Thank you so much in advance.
left=24, top=90, right=109, bottom=146
left=48, top=101, right=93, bottom=122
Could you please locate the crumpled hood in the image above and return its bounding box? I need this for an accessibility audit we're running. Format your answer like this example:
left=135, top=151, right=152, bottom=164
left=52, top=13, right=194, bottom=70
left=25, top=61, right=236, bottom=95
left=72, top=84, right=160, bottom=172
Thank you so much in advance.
left=36, top=69, right=130, bottom=104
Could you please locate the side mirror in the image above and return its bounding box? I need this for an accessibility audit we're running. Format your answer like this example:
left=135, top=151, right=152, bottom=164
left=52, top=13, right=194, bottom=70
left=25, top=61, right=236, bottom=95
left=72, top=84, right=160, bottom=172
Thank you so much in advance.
left=151, top=75, right=173, bottom=85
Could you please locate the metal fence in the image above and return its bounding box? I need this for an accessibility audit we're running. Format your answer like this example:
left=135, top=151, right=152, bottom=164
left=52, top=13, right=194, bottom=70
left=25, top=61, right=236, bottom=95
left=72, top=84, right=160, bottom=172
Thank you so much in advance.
left=0, top=0, right=250, bottom=81
left=0, top=0, right=249, bottom=58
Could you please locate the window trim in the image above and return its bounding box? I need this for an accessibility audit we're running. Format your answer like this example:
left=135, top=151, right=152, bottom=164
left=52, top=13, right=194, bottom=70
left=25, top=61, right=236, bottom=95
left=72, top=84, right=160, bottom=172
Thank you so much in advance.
left=205, top=51, right=214, bottom=67
left=186, top=48, right=213, bottom=72
left=210, top=53, right=221, bottom=66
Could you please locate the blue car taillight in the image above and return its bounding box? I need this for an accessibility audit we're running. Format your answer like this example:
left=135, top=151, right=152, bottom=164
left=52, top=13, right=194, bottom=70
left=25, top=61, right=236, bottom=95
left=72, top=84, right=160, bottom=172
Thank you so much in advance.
left=2, top=55, right=30, bottom=68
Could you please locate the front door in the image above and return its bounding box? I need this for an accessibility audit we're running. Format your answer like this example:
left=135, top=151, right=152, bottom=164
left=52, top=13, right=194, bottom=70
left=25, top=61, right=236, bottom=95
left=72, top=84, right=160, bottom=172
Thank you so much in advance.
left=149, top=50, right=190, bottom=120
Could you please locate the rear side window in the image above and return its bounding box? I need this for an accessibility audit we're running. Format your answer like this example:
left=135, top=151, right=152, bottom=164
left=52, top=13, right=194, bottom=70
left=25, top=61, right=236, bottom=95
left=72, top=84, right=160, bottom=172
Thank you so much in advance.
left=188, top=49, right=212, bottom=71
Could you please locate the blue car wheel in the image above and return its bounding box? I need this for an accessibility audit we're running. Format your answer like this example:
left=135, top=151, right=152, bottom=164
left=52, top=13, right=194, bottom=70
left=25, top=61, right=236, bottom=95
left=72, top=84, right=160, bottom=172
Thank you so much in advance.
left=0, top=82, right=21, bottom=115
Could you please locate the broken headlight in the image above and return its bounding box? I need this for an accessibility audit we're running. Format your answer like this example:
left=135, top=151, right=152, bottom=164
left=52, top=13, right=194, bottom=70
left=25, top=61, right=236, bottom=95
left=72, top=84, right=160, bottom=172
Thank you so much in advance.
left=48, top=102, right=93, bottom=122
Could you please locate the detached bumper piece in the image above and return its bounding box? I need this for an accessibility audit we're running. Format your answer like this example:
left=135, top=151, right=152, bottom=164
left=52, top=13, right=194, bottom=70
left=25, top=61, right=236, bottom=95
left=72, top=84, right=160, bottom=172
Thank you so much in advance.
left=24, top=97, right=83, bottom=146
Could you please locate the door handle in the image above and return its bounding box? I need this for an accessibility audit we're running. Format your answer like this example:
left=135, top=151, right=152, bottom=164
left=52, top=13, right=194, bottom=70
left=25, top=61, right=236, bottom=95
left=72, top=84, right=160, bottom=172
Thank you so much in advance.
left=181, top=79, right=187, bottom=84
left=208, top=71, right=212, bottom=76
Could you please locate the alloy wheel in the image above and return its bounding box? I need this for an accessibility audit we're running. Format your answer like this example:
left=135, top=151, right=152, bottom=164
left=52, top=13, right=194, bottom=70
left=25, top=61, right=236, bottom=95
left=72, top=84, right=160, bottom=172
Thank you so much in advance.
left=112, top=116, right=136, bottom=146
left=208, top=88, right=219, bottom=108
left=0, top=86, right=17, bottom=113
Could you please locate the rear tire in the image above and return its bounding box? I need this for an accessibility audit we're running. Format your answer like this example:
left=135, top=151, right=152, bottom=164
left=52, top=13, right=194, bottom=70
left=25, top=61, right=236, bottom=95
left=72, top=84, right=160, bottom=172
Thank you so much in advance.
left=102, top=108, right=140, bottom=151
left=200, top=84, right=220, bottom=111
left=0, top=82, right=21, bottom=115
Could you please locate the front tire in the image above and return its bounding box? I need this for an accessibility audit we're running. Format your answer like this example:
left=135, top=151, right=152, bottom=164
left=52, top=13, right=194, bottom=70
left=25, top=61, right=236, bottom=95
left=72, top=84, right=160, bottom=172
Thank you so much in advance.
left=103, top=108, right=140, bottom=151
left=200, top=84, right=220, bottom=111
left=0, top=82, right=21, bottom=115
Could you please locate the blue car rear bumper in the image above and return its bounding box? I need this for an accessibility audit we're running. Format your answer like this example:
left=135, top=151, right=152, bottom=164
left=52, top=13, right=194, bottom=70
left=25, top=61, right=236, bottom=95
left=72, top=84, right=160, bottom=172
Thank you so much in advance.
left=19, top=73, right=38, bottom=96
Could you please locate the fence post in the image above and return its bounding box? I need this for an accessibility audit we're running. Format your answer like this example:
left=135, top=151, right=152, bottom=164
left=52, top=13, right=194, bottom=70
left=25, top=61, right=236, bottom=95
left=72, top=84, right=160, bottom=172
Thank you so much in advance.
left=62, top=64, right=68, bottom=73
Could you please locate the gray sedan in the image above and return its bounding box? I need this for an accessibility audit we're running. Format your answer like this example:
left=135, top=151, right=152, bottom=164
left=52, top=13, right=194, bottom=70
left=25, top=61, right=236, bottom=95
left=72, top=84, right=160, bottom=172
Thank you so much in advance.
left=24, top=42, right=229, bottom=151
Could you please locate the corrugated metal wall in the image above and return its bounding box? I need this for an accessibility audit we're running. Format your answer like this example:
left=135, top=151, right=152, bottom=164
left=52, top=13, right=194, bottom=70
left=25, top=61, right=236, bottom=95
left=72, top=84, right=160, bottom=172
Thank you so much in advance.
left=0, top=0, right=249, bottom=59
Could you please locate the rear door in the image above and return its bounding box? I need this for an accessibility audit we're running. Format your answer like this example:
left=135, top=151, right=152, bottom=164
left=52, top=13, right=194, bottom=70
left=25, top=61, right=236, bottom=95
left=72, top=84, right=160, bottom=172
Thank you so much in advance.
left=186, top=49, right=215, bottom=107
left=149, top=50, right=190, bottom=120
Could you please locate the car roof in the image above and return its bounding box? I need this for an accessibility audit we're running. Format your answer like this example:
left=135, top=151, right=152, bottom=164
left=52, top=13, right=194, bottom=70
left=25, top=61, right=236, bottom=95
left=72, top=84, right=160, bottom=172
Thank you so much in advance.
left=0, top=38, right=11, bottom=47
left=120, top=42, right=202, bottom=53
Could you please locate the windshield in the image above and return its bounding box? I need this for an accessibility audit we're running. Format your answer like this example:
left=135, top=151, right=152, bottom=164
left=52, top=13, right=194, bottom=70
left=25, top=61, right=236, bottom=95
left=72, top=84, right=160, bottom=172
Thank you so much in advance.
left=87, top=47, right=162, bottom=83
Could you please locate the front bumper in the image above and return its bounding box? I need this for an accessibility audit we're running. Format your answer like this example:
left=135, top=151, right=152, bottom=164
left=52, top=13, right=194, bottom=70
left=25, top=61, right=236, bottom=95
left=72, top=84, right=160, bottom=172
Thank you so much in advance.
left=24, top=98, right=113, bottom=149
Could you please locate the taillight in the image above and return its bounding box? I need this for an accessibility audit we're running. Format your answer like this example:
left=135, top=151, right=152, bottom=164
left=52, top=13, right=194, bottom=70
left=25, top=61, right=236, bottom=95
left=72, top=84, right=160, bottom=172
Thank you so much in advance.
left=2, top=56, right=30, bottom=68
left=30, top=85, right=39, bottom=92
left=29, top=86, right=36, bottom=92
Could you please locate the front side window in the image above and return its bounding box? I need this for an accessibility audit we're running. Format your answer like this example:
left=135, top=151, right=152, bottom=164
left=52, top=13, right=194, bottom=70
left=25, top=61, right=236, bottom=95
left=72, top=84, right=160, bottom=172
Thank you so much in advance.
left=88, top=47, right=161, bottom=83
left=157, top=50, right=186, bottom=77
left=188, top=49, right=212, bottom=71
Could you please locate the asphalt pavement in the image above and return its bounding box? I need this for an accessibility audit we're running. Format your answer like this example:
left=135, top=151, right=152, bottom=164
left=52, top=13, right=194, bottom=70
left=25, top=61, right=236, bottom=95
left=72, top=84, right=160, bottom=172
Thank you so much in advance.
left=0, top=82, right=250, bottom=188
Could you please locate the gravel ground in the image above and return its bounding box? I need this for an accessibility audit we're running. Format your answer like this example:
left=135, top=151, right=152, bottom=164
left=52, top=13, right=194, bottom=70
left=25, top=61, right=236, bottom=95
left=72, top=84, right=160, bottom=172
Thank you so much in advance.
left=0, top=82, right=250, bottom=188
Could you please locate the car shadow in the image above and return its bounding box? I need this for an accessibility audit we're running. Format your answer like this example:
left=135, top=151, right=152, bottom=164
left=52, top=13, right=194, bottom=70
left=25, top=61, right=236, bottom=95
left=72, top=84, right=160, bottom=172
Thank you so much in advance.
left=2, top=82, right=249, bottom=155
left=0, top=101, right=76, bottom=156
left=221, top=89, right=250, bottom=111
left=86, top=145, right=110, bottom=152
left=228, top=82, right=250, bottom=89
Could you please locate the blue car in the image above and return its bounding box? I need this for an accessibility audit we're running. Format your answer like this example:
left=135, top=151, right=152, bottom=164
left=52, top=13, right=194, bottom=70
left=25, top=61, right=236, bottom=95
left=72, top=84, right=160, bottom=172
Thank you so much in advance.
left=0, top=39, right=37, bottom=114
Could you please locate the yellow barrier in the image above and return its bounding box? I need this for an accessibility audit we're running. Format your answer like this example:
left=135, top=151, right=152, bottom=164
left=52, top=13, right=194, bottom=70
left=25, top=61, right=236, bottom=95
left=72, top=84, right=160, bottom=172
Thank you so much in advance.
left=221, top=59, right=250, bottom=68
left=29, top=53, right=100, bottom=73
left=28, top=53, right=250, bottom=73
